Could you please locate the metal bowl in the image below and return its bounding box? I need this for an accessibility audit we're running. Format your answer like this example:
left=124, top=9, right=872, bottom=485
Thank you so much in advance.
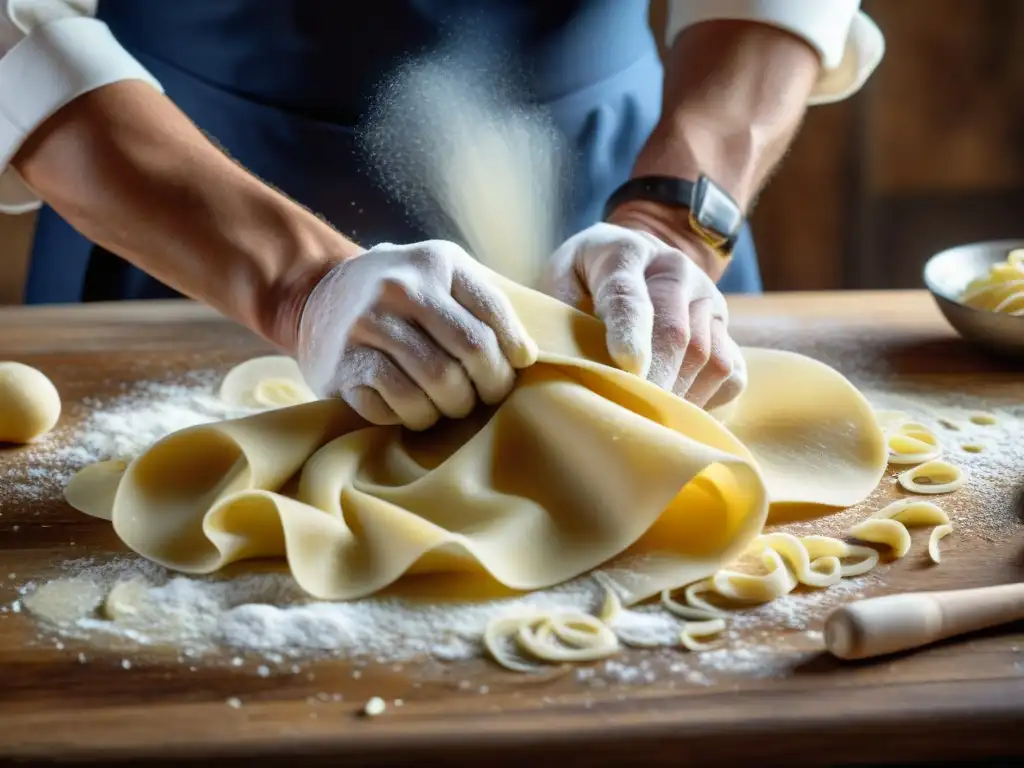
left=922, top=239, right=1024, bottom=358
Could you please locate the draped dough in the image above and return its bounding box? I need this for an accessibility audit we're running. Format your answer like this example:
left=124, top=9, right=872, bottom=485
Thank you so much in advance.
left=64, top=271, right=887, bottom=605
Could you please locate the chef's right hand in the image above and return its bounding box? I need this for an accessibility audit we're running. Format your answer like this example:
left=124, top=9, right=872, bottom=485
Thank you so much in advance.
left=296, top=240, right=538, bottom=431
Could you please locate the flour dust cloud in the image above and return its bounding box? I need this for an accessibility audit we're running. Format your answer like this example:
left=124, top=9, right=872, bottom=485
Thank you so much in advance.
left=361, top=45, right=570, bottom=289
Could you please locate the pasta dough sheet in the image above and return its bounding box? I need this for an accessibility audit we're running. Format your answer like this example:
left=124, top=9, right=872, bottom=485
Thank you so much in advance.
left=66, top=271, right=887, bottom=604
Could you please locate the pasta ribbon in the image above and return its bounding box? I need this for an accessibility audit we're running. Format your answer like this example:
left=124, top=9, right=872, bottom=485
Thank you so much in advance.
left=898, top=460, right=966, bottom=494
left=848, top=499, right=953, bottom=561
left=871, top=498, right=950, bottom=526
left=848, top=518, right=913, bottom=557
left=960, top=248, right=1024, bottom=316
left=712, top=549, right=798, bottom=603
left=800, top=535, right=879, bottom=577
left=886, top=422, right=942, bottom=465
left=484, top=610, right=620, bottom=672
left=680, top=619, right=727, bottom=652
left=928, top=524, right=954, bottom=564
left=750, top=532, right=842, bottom=588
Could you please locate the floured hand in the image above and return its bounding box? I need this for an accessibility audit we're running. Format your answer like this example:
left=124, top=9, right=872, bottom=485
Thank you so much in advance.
left=297, top=240, right=538, bottom=430
left=540, top=222, right=746, bottom=409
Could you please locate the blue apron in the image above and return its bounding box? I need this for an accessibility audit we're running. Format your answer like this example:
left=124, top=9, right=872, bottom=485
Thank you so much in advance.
left=24, top=0, right=761, bottom=304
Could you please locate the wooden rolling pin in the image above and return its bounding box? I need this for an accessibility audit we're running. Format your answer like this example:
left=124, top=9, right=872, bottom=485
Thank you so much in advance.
left=824, top=582, right=1024, bottom=660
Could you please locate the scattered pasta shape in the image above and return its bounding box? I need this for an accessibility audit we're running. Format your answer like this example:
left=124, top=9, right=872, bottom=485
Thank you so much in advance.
left=848, top=518, right=912, bottom=557
left=712, top=548, right=798, bottom=603
left=898, top=459, right=966, bottom=495
left=938, top=418, right=960, bottom=431
left=484, top=610, right=620, bottom=672
left=848, top=498, right=952, bottom=561
left=961, top=443, right=984, bottom=454
left=662, top=580, right=728, bottom=621
left=594, top=575, right=623, bottom=623
left=960, top=248, right=1024, bottom=315
left=886, top=422, right=942, bottom=465
left=871, top=498, right=950, bottom=525
left=680, top=619, right=727, bottom=652
left=800, top=535, right=879, bottom=577
left=749, top=533, right=842, bottom=588
left=969, top=412, right=998, bottom=426
left=928, top=524, right=954, bottom=564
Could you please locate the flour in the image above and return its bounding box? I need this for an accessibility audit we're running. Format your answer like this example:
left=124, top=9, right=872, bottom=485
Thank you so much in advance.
left=0, top=372, right=254, bottom=504
left=4, top=338, right=1022, bottom=685
left=15, top=547, right=880, bottom=683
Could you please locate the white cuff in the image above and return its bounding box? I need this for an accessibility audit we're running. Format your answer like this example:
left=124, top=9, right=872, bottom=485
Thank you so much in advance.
left=0, top=16, right=163, bottom=213
left=666, top=0, right=885, bottom=106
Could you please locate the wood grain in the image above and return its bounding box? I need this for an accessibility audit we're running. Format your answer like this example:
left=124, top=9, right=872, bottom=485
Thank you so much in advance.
left=1, top=293, right=1022, bottom=767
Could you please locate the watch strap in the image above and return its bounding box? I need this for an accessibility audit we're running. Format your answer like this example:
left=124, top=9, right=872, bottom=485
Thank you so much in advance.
left=603, top=175, right=743, bottom=257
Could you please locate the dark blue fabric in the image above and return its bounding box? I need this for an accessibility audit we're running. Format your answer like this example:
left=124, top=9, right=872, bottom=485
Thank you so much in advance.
left=25, top=0, right=761, bottom=303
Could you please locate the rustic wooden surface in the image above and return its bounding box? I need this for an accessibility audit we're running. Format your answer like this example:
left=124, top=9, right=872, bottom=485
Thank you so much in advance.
left=0, top=292, right=1022, bottom=767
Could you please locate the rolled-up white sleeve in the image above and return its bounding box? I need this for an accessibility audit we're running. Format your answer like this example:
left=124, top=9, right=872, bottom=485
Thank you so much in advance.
left=666, top=0, right=885, bottom=107
left=0, top=0, right=163, bottom=214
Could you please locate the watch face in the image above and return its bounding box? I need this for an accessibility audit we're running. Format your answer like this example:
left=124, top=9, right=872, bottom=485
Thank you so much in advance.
left=693, top=176, right=743, bottom=242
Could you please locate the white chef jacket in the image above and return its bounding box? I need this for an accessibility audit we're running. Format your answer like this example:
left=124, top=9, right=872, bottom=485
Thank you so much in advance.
left=0, top=0, right=885, bottom=215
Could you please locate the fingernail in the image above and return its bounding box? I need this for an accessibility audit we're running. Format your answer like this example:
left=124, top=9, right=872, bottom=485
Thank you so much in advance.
left=509, top=334, right=539, bottom=369
left=612, top=343, right=649, bottom=378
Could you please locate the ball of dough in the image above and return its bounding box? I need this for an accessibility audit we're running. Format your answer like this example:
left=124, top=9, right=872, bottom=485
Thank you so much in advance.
left=0, top=361, right=62, bottom=444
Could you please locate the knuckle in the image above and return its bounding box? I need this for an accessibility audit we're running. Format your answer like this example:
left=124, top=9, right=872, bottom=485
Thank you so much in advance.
left=705, top=349, right=734, bottom=379
left=407, top=244, right=446, bottom=273
left=658, top=320, right=689, bottom=351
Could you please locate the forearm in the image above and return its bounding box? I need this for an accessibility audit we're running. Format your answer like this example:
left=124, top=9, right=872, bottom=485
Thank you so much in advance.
left=12, top=81, right=358, bottom=349
left=609, top=21, right=820, bottom=279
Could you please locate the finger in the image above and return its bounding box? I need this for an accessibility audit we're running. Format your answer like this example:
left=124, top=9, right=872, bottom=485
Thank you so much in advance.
left=685, top=317, right=734, bottom=408
left=360, top=313, right=477, bottom=419
left=410, top=293, right=517, bottom=405
left=590, top=268, right=654, bottom=378
left=344, top=385, right=400, bottom=426
left=346, top=346, right=441, bottom=430
left=672, top=298, right=714, bottom=398
left=452, top=265, right=538, bottom=369
left=646, top=274, right=689, bottom=390
left=705, top=336, right=748, bottom=411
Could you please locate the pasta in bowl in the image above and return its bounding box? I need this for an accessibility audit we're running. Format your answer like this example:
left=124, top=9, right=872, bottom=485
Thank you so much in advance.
left=924, top=239, right=1024, bottom=357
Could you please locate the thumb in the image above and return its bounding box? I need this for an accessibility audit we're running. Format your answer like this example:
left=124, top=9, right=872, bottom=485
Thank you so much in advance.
left=591, top=269, right=654, bottom=378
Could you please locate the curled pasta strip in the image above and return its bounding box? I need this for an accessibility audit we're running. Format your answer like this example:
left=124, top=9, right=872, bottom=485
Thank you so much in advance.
left=750, top=532, right=842, bottom=588
left=484, top=610, right=619, bottom=672
left=848, top=518, right=913, bottom=558
left=593, top=574, right=622, bottom=623
left=680, top=619, right=727, bottom=652
left=849, top=499, right=952, bottom=560
left=800, top=535, right=879, bottom=577
left=662, top=579, right=728, bottom=620
left=928, top=523, right=954, bottom=564
left=712, top=549, right=798, bottom=603
left=898, top=459, right=966, bottom=494
left=886, top=422, right=942, bottom=465
left=871, top=498, right=950, bottom=526
left=517, top=613, right=620, bottom=663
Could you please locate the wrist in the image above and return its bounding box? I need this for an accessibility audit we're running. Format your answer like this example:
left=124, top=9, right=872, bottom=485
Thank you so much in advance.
left=605, top=200, right=725, bottom=282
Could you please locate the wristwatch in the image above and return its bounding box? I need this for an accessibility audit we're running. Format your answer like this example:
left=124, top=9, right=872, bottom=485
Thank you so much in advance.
left=603, top=174, right=744, bottom=260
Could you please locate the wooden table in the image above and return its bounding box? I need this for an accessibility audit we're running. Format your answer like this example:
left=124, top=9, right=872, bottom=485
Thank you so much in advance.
left=1, top=292, right=1022, bottom=767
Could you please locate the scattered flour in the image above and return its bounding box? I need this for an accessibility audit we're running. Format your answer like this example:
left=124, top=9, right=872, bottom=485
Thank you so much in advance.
left=1, top=371, right=254, bottom=503
left=3, top=344, right=1021, bottom=685
left=13, top=550, right=879, bottom=683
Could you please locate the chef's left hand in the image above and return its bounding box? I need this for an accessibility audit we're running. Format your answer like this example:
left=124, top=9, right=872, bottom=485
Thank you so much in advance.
left=540, top=222, right=746, bottom=409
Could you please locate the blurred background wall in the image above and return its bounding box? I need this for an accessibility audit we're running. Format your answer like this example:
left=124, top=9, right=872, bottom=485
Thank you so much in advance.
left=1, top=0, right=1021, bottom=303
